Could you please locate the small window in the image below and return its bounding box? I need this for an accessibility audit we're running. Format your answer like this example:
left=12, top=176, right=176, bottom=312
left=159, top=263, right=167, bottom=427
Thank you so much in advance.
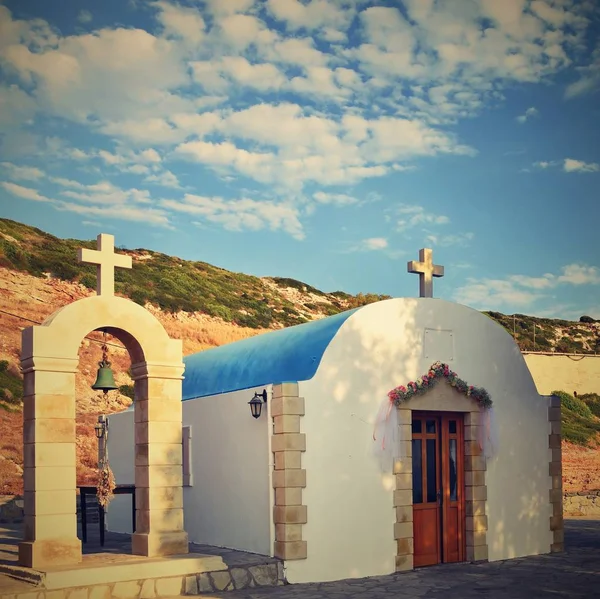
left=412, top=420, right=422, bottom=434
left=425, top=419, right=436, bottom=434
left=182, top=425, right=193, bottom=487
left=449, top=420, right=457, bottom=434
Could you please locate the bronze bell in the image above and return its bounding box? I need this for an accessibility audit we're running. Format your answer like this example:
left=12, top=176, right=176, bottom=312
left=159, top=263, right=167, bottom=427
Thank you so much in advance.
left=92, top=360, right=118, bottom=394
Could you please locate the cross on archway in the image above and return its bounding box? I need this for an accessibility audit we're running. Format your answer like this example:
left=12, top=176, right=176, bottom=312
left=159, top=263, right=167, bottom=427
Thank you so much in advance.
left=78, top=234, right=132, bottom=296
left=407, top=248, right=444, bottom=298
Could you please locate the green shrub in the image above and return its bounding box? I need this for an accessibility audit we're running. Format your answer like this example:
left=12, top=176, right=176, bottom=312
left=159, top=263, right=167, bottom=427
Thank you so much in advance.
left=580, top=315, right=596, bottom=324
left=118, top=384, right=134, bottom=400
left=552, top=390, right=593, bottom=419
left=580, top=393, right=600, bottom=418
left=553, top=390, right=600, bottom=446
left=0, top=362, right=22, bottom=405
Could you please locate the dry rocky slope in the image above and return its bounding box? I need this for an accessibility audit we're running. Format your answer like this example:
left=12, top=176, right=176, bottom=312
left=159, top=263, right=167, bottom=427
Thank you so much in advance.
left=0, top=219, right=599, bottom=496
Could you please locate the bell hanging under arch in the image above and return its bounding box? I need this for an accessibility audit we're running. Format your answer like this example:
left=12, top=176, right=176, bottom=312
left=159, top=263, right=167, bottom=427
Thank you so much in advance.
left=92, top=361, right=118, bottom=394
left=92, top=328, right=118, bottom=394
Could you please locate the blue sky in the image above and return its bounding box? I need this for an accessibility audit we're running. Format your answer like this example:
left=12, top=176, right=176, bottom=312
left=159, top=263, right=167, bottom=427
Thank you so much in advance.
left=0, top=0, right=599, bottom=319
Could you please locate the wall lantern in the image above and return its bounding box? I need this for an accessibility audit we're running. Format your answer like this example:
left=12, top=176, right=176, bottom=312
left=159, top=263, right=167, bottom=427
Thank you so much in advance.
left=249, top=389, right=267, bottom=419
left=95, top=415, right=109, bottom=439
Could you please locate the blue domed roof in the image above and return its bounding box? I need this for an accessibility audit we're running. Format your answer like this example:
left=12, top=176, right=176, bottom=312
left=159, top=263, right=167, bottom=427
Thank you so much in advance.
left=182, top=307, right=359, bottom=400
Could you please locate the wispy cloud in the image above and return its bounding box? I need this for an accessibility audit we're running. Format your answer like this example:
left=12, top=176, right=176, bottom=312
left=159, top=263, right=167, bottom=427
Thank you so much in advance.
left=563, top=158, right=599, bottom=173
left=565, top=46, right=600, bottom=99
left=454, top=263, right=600, bottom=310
left=313, top=191, right=359, bottom=206
left=516, top=107, right=539, bottom=124
left=1, top=162, right=44, bottom=181
left=394, top=204, right=450, bottom=230
left=77, top=10, right=93, bottom=24
left=161, top=194, right=305, bottom=240
left=425, top=232, right=474, bottom=247
left=531, top=158, right=599, bottom=173
left=1, top=181, right=51, bottom=202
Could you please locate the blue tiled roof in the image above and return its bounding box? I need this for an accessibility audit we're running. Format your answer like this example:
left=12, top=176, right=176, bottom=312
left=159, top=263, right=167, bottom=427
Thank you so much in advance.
left=182, top=307, right=359, bottom=400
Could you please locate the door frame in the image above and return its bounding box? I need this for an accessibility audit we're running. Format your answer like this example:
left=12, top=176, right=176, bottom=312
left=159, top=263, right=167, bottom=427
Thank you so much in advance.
left=393, top=380, right=489, bottom=573
left=411, top=411, right=466, bottom=567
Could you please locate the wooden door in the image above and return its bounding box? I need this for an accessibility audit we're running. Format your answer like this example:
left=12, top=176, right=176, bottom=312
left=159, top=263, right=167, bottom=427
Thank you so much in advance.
left=412, top=412, right=465, bottom=567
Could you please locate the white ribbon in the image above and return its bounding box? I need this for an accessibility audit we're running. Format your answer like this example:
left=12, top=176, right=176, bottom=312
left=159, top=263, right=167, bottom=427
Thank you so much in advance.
left=372, top=396, right=403, bottom=472
left=477, top=406, right=498, bottom=460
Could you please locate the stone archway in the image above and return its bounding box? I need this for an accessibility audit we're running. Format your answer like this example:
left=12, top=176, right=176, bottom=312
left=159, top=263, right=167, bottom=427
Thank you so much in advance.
left=19, top=234, right=188, bottom=569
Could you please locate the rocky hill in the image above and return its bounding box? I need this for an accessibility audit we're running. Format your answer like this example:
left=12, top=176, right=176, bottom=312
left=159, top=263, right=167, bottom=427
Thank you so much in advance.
left=0, top=218, right=599, bottom=495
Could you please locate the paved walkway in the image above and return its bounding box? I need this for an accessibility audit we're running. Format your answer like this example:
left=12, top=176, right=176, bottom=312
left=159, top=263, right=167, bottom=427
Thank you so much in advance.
left=187, top=518, right=599, bottom=599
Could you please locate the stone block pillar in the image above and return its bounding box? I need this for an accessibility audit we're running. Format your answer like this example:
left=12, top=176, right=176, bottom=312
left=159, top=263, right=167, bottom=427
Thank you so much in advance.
left=132, top=363, right=189, bottom=557
left=464, top=411, right=489, bottom=562
left=271, top=383, right=307, bottom=560
left=548, top=395, right=564, bottom=553
left=394, top=407, right=414, bottom=572
left=19, top=354, right=82, bottom=568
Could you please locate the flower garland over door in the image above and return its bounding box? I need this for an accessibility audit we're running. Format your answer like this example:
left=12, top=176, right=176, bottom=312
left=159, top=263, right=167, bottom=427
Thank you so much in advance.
left=373, top=362, right=497, bottom=471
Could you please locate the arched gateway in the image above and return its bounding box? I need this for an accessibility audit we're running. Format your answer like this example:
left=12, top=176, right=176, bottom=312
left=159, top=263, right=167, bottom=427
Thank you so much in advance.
left=19, top=233, right=188, bottom=568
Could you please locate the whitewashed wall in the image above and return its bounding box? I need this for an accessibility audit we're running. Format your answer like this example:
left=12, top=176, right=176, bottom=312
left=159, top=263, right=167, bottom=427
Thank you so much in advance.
left=106, top=385, right=274, bottom=556
left=105, top=407, right=135, bottom=534
left=286, top=298, right=553, bottom=584
left=182, top=385, right=273, bottom=555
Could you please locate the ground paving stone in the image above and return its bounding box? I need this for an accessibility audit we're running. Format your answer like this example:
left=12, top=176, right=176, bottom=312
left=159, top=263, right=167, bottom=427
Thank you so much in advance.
left=183, top=519, right=599, bottom=599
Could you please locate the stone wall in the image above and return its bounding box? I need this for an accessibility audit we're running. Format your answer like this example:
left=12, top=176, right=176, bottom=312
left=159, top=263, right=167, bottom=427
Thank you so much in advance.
left=0, top=494, right=100, bottom=524
left=523, top=353, right=600, bottom=396
left=563, top=490, right=600, bottom=517
left=0, top=496, right=23, bottom=524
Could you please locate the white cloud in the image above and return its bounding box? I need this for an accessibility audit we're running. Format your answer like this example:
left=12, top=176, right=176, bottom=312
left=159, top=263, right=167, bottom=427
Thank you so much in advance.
left=161, top=194, right=305, bottom=240
left=0, top=84, right=37, bottom=129
left=565, top=46, right=600, bottom=98
left=220, top=56, right=285, bottom=91
left=516, top=106, right=539, bottom=123
left=266, top=0, right=351, bottom=32
left=532, top=160, right=558, bottom=169
left=1, top=181, right=51, bottom=202
left=563, top=158, right=599, bottom=173
left=0, top=162, right=44, bottom=180
left=454, top=262, right=600, bottom=310
left=170, top=103, right=473, bottom=189
left=77, top=10, right=93, bottom=24
left=454, top=277, right=543, bottom=309
left=1, top=8, right=192, bottom=125
left=531, top=158, right=599, bottom=173
left=425, top=232, right=474, bottom=247
left=153, top=1, right=205, bottom=47
left=145, top=170, right=181, bottom=189
left=0, top=0, right=597, bottom=201
left=396, top=204, right=450, bottom=230
left=313, top=191, right=359, bottom=206
left=508, top=273, right=556, bottom=289
left=55, top=201, right=171, bottom=227
left=556, top=264, right=600, bottom=285
left=50, top=176, right=86, bottom=188
left=362, top=237, right=388, bottom=250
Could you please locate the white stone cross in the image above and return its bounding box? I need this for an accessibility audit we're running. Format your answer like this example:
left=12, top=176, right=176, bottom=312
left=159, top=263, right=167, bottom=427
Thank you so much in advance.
left=407, top=248, right=444, bottom=298
left=77, top=234, right=132, bottom=296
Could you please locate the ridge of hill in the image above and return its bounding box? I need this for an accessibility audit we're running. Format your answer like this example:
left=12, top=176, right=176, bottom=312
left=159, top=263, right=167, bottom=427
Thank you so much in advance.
left=2, top=218, right=598, bottom=353
left=0, top=217, right=599, bottom=495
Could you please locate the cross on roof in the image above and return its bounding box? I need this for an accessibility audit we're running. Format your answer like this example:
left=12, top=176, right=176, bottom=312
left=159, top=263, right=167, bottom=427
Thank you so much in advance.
left=407, top=248, right=444, bottom=298
left=77, top=234, right=132, bottom=297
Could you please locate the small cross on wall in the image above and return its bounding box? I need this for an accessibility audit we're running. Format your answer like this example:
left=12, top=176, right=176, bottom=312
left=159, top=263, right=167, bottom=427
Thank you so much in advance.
left=407, top=248, right=444, bottom=298
left=78, top=234, right=132, bottom=296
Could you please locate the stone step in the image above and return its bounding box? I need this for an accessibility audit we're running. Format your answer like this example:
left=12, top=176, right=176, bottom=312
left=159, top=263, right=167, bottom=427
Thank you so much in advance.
left=0, top=557, right=285, bottom=598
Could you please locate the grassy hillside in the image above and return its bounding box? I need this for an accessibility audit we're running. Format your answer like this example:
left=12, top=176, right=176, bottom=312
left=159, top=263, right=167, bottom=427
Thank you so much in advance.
left=0, top=218, right=390, bottom=329
left=554, top=390, right=600, bottom=446
left=484, top=311, right=600, bottom=353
